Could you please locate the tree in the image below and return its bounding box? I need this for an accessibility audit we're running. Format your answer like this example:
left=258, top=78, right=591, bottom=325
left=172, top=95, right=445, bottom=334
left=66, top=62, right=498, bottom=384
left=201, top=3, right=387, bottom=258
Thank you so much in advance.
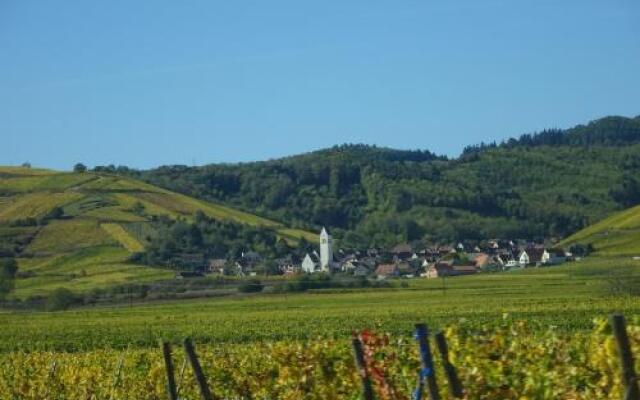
left=262, top=259, right=281, bottom=276
left=21, top=162, right=31, bottom=168
left=73, top=163, right=87, bottom=173
left=0, top=258, right=18, bottom=301
left=46, top=287, right=80, bottom=311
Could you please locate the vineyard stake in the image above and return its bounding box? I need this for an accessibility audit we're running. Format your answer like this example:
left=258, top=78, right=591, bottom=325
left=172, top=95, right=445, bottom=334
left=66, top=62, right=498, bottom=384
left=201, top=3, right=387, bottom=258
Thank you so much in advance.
left=176, top=356, right=187, bottom=398
left=415, top=323, right=440, bottom=400
left=610, top=314, right=639, bottom=400
left=160, top=341, right=178, bottom=400
left=435, top=332, right=463, bottom=398
left=352, top=337, right=375, bottom=400
left=184, top=337, right=214, bottom=400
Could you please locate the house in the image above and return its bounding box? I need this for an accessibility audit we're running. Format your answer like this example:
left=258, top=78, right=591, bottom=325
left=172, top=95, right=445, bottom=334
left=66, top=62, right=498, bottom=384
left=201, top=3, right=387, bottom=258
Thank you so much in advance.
left=470, top=253, right=497, bottom=269
left=276, top=257, right=301, bottom=275
left=541, top=249, right=567, bottom=265
left=366, top=248, right=379, bottom=257
left=375, top=263, right=399, bottom=279
left=207, top=258, right=227, bottom=274
left=426, top=262, right=453, bottom=279
left=518, top=247, right=545, bottom=267
left=234, top=260, right=253, bottom=276
left=359, top=256, right=378, bottom=269
left=301, top=252, right=321, bottom=273
left=397, top=261, right=413, bottom=276
left=353, top=264, right=370, bottom=277
left=242, top=251, right=262, bottom=263
left=437, top=245, right=456, bottom=257
left=391, top=244, right=413, bottom=260
left=340, top=259, right=359, bottom=272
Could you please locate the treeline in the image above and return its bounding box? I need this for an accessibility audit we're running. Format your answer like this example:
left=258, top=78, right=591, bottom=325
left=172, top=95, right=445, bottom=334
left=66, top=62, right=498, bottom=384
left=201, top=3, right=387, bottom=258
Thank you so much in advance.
left=104, top=115, right=640, bottom=248
left=133, top=212, right=296, bottom=270
left=462, top=115, right=640, bottom=154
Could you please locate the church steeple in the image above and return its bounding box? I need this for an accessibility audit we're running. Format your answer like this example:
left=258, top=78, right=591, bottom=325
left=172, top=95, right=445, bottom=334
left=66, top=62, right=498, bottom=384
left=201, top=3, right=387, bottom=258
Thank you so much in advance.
left=319, top=227, right=333, bottom=272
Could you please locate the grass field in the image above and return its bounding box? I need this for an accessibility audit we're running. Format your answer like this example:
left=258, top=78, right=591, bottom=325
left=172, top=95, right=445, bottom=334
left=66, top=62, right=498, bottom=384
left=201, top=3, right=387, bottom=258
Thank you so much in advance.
left=2, top=256, right=638, bottom=352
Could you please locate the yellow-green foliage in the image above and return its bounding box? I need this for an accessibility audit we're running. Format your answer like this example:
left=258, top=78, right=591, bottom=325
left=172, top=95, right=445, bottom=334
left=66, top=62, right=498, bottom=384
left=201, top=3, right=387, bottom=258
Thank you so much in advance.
left=0, top=318, right=638, bottom=399
left=0, top=173, right=96, bottom=192
left=14, top=246, right=172, bottom=297
left=26, top=219, right=115, bottom=253
left=0, top=192, right=82, bottom=221
left=0, top=166, right=55, bottom=176
left=278, top=228, right=318, bottom=243
left=111, top=192, right=176, bottom=217
left=101, top=223, right=144, bottom=252
left=82, top=206, right=146, bottom=222
left=562, top=203, right=640, bottom=255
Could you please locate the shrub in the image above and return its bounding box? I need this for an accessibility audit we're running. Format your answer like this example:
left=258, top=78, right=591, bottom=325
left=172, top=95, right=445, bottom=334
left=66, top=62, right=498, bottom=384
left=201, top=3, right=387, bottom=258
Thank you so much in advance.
left=238, top=280, right=264, bottom=293
left=46, top=288, right=80, bottom=311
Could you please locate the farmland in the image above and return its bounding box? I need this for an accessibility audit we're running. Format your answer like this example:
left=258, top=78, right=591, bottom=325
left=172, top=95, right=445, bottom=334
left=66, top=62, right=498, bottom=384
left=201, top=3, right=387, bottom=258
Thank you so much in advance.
left=1, top=256, right=639, bottom=352
left=0, top=256, right=639, bottom=399
left=561, top=202, right=640, bottom=256
left=0, top=167, right=315, bottom=297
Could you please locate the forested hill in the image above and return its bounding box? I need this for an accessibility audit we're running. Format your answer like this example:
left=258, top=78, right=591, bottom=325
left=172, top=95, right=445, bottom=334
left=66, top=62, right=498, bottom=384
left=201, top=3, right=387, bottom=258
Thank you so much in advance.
left=463, top=115, right=640, bottom=154
left=115, top=115, right=640, bottom=248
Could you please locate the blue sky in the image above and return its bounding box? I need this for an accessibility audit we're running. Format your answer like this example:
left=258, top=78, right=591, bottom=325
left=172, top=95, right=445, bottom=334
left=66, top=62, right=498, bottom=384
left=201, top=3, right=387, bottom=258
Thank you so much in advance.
left=2, top=1, right=639, bottom=170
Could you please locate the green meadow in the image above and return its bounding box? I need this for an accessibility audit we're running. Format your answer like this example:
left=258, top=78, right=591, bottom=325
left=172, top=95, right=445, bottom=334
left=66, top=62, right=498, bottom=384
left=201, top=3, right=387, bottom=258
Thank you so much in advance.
left=1, top=256, right=638, bottom=352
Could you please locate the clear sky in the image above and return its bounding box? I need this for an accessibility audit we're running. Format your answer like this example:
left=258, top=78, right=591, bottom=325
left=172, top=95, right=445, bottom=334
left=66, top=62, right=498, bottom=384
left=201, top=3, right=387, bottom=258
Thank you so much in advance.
left=2, top=1, right=639, bottom=170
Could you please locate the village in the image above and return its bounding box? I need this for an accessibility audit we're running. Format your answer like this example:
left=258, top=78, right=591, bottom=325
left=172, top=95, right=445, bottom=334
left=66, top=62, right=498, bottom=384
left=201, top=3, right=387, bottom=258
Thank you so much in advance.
left=192, top=227, right=576, bottom=280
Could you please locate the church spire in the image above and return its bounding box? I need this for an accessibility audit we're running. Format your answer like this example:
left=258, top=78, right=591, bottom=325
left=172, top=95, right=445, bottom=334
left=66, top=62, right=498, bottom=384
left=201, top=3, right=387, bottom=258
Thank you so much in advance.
left=319, top=227, right=333, bottom=271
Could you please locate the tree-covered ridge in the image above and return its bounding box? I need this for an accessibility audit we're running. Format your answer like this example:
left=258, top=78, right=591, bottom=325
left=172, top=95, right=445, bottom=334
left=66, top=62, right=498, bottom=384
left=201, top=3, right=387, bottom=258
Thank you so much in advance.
left=119, top=115, right=640, bottom=248
left=463, top=115, right=640, bottom=154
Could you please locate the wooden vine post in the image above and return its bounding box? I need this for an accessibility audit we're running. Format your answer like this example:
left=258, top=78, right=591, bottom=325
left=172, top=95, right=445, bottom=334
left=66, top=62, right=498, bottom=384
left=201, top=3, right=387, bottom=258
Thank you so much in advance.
left=435, top=332, right=464, bottom=398
left=610, top=314, right=639, bottom=400
left=415, top=323, right=440, bottom=400
left=183, top=337, right=214, bottom=400
left=352, top=337, right=375, bottom=400
left=160, top=341, right=178, bottom=400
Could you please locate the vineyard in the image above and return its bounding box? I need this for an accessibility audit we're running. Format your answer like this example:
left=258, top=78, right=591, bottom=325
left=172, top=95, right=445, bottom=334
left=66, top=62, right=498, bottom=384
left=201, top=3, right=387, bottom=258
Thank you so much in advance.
left=0, top=256, right=639, bottom=398
left=0, top=316, right=638, bottom=399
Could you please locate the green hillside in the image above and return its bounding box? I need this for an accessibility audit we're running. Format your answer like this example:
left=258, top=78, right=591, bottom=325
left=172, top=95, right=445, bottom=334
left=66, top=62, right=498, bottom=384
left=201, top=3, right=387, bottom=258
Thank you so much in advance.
left=0, top=167, right=314, bottom=297
left=560, top=203, right=640, bottom=256
left=124, top=115, right=640, bottom=247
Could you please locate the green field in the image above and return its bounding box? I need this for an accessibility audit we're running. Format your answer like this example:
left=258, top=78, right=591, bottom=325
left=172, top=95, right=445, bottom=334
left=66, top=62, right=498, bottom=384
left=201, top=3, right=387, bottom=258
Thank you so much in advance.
left=1, top=256, right=639, bottom=399
left=561, top=203, right=640, bottom=256
left=0, top=167, right=315, bottom=297
left=2, top=256, right=638, bottom=352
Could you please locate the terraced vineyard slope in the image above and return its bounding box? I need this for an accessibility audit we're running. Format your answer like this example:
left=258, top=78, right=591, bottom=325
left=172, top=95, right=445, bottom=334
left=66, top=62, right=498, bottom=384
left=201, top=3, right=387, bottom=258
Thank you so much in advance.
left=0, top=166, right=314, bottom=297
left=561, top=203, right=640, bottom=256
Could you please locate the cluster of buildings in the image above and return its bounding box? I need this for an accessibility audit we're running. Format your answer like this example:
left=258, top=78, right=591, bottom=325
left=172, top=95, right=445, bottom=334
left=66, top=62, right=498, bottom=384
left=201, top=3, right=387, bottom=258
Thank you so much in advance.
left=200, top=228, right=571, bottom=280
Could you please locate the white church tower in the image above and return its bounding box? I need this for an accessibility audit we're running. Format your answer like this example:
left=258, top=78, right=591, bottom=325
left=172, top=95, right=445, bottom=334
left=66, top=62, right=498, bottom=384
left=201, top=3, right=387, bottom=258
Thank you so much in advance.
left=319, top=227, right=333, bottom=272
